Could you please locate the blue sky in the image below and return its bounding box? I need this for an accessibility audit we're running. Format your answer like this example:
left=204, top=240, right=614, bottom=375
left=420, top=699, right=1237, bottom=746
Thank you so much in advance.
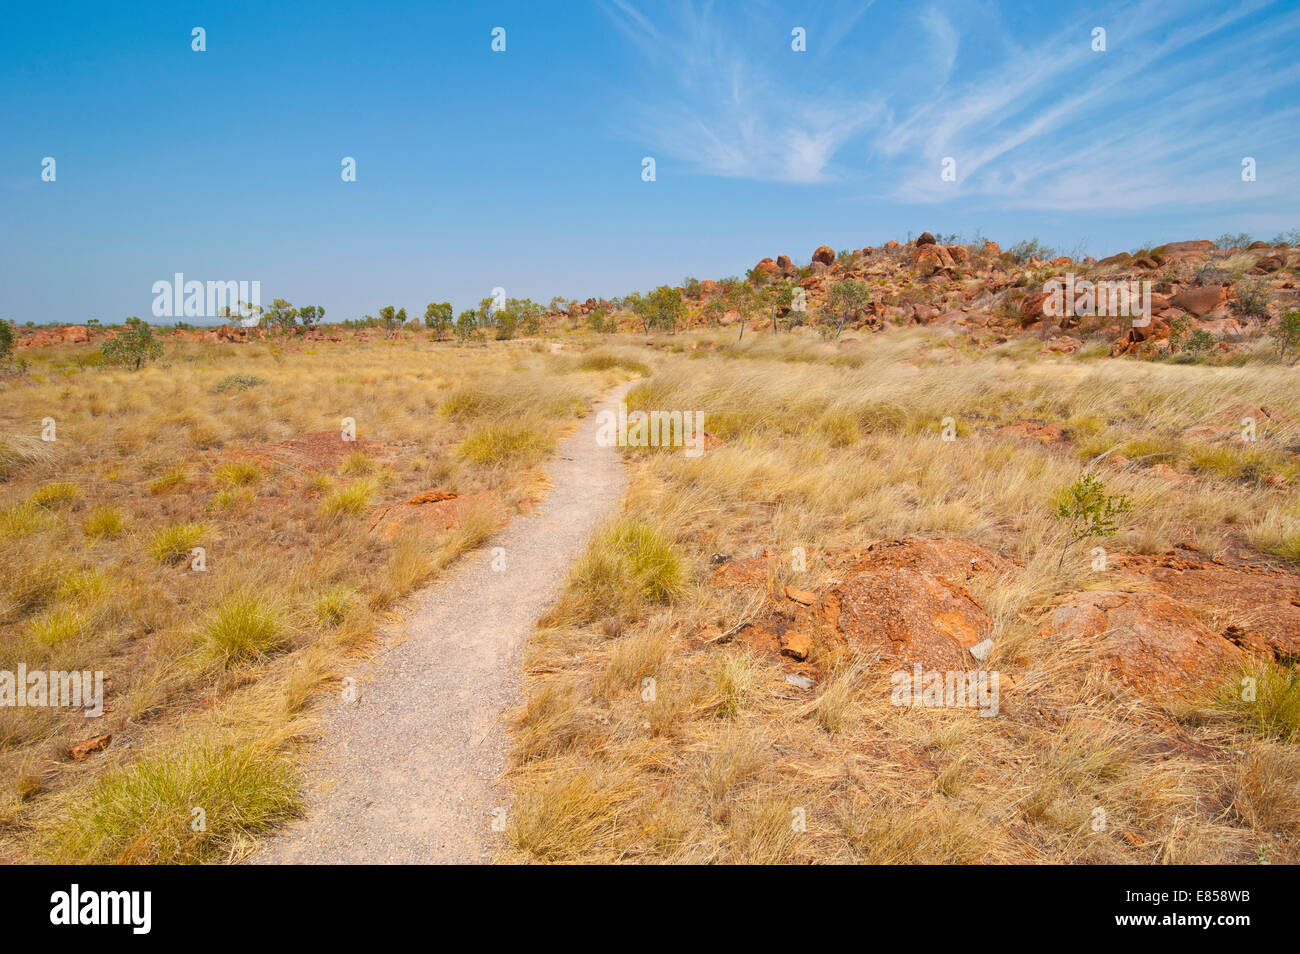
left=2, top=0, right=1298, bottom=325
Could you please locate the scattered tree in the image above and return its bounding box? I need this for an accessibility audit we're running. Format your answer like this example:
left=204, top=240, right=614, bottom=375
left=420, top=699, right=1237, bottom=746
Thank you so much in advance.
left=101, top=317, right=163, bottom=370
left=704, top=298, right=725, bottom=327
left=263, top=298, right=299, bottom=330
left=424, top=302, right=452, bottom=340
left=1275, top=310, right=1300, bottom=365
left=1006, top=238, right=1056, bottom=264
left=586, top=305, right=611, bottom=334
left=729, top=281, right=762, bottom=341
left=768, top=279, right=799, bottom=336
left=649, top=286, right=683, bottom=334
left=376, top=305, right=407, bottom=338
left=454, top=309, right=477, bottom=342
left=1234, top=280, right=1271, bottom=320
left=823, top=280, right=872, bottom=340
left=1215, top=232, right=1253, bottom=250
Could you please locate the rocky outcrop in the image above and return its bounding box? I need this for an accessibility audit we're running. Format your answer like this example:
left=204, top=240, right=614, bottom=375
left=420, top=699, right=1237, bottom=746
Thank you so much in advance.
left=728, top=538, right=1013, bottom=668
left=1039, top=591, right=1244, bottom=695
left=1112, top=546, right=1300, bottom=663
left=15, top=325, right=92, bottom=349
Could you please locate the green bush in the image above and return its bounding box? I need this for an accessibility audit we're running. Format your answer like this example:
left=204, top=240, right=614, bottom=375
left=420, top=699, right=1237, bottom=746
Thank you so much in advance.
left=212, top=373, right=269, bottom=393
left=100, top=317, right=163, bottom=369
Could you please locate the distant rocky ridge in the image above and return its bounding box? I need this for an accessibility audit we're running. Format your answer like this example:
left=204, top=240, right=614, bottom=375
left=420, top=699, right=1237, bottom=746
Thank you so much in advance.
left=12, top=235, right=1298, bottom=358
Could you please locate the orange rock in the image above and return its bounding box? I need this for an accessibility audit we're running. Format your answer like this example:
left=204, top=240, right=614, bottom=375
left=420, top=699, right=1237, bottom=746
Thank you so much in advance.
left=15, top=325, right=92, bottom=349
left=1112, top=548, right=1300, bottom=662
left=851, top=538, right=1016, bottom=585
left=1169, top=285, right=1226, bottom=317
left=404, top=489, right=458, bottom=505
left=238, top=431, right=391, bottom=471
left=735, top=539, right=1017, bottom=670
left=831, top=567, right=992, bottom=667
left=996, top=421, right=1064, bottom=443
left=1039, top=591, right=1244, bottom=694
left=710, top=555, right=770, bottom=589
left=910, top=244, right=955, bottom=272
left=784, top=586, right=817, bottom=605
left=69, top=733, right=112, bottom=761
left=369, top=492, right=506, bottom=540
left=780, top=629, right=814, bottom=661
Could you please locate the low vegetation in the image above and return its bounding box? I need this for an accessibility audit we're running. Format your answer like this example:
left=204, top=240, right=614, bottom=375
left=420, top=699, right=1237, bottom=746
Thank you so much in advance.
left=0, top=334, right=619, bottom=862
left=506, top=326, right=1300, bottom=864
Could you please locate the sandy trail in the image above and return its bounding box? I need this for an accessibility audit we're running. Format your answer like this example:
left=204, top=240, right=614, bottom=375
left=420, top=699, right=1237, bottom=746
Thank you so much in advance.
left=254, top=382, right=631, bottom=864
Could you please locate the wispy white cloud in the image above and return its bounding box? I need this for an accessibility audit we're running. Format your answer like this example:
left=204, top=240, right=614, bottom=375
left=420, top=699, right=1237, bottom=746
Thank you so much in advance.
left=605, top=0, right=1300, bottom=212
left=916, top=8, right=959, bottom=89
left=601, top=0, right=881, bottom=183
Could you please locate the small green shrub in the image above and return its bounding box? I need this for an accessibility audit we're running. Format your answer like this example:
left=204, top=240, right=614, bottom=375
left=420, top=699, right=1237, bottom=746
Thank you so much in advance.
left=100, top=317, right=163, bottom=370
left=212, top=373, right=269, bottom=393
left=1051, top=472, right=1131, bottom=570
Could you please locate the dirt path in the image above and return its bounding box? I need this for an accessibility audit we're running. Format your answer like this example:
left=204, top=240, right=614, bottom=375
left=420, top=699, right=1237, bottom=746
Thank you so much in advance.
left=254, top=382, right=631, bottom=864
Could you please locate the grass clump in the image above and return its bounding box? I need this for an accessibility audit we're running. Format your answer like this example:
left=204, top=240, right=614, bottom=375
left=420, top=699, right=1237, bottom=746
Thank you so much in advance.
left=82, top=506, right=125, bottom=540
left=148, top=465, right=190, bottom=495
left=147, top=522, right=208, bottom=564
left=30, top=481, right=79, bottom=508
left=24, top=608, right=88, bottom=649
left=318, top=479, right=375, bottom=517
left=56, top=568, right=110, bottom=601
left=339, top=450, right=375, bottom=476
left=457, top=421, right=554, bottom=467
left=0, top=434, right=54, bottom=481
left=214, top=460, right=264, bottom=486
left=44, top=740, right=299, bottom=863
left=202, top=592, right=287, bottom=663
left=557, top=518, right=683, bottom=623
left=575, top=350, right=651, bottom=375
left=1212, top=664, right=1300, bottom=743
left=507, top=763, right=636, bottom=862
left=313, top=584, right=356, bottom=627
left=0, top=502, right=56, bottom=539
left=211, top=487, right=255, bottom=510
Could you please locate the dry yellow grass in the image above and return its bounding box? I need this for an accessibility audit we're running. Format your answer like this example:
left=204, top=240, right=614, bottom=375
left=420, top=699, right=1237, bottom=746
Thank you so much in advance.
left=0, top=332, right=621, bottom=862
left=504, top=325, right=1300, bottom=864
